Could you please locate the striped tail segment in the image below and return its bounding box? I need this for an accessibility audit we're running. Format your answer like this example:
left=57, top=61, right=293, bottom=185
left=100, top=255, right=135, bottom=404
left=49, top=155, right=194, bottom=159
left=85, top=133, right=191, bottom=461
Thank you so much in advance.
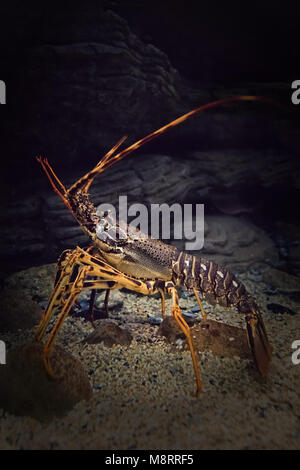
left=171, top=251, right=246, bottom=308
left=171, top=251, right=272, bottom=375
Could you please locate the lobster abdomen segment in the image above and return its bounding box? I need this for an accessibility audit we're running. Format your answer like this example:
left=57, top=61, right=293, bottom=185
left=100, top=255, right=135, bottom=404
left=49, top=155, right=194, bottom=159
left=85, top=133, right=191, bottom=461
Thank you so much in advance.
left=172, top=251, right=272, bottom=375
left=171, top=251, right=246, bottom=308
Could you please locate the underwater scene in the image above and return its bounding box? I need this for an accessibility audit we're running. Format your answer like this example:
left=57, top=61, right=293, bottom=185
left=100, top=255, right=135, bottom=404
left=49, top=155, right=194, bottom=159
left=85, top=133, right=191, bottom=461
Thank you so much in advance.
left=0, top=1, right=299, bottom=452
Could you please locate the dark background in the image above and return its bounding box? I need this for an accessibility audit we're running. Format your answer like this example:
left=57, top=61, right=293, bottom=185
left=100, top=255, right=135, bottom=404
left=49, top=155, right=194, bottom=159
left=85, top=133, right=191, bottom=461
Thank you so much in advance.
left=112, top=0, right=299, bottom=82
left=0, top=0, right=299, bottom=276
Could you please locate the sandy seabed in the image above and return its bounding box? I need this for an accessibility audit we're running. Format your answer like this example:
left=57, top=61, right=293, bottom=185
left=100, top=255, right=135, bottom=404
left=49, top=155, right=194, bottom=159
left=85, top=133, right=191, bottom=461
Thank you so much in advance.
left=0, top=267, right=299, bottom=450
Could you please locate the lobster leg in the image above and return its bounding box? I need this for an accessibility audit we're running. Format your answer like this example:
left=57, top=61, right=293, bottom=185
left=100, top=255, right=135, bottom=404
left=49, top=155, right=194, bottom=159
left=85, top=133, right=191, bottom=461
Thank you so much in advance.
left=43, top=270, right=87, bottom=377
left=35, top=250, right=81, bottom=341
left=37, top=246, right=202, bottom=395
left=88, top=288, right=97, bottom=328
left=158, top=288, right=166, bottom=317
left=87, top=283, right=109, bottom=330
left=165, top=282, right=202, bottom=396
left=43, top=271, right=122, bottom=376
left=88, top=282, right=165, bottom=326
left=36, top=246, right=125, bottom=340
left=37, top=247, right=160, bottom=377
left=193, top=288, right=208, bottom=321
left=103, top=289, right=110, bottom=315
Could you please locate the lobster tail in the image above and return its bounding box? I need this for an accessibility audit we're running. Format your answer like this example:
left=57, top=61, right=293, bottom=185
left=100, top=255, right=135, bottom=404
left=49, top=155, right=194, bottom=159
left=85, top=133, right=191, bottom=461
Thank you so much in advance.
left=172, top=251, right=273, bottom=377
left=245, top=310, right=272, bottom=376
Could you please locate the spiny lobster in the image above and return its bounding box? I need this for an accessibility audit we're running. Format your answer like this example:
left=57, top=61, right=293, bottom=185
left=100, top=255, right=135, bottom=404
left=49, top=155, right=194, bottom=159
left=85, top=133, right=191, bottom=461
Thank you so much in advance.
left=35, top=95, right=277, bottom=396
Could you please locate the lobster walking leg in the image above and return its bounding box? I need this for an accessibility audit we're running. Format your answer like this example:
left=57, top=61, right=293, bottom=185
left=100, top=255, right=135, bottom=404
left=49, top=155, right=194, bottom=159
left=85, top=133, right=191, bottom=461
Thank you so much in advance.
left=88, top=288, right=97, bottom=328
left=35, top=250, right=82, bottom=341
left=103, top=289, right=110, bottom=314
left=43, top=268, right=88, bottom=377
left=193, top=288, right=208, bottom=321
left=38, top=246, right=204, bottom=395
left=158, top=288, right=166, bottom=317
left=36, top=247, right=162, bottom=378
left=87, top=283, right=110, bottom=329
left=165, top=282, right=202, bottom=396
left=43, top=273, right=122, bottom=376
left=88, top=281, right=165, bottom=326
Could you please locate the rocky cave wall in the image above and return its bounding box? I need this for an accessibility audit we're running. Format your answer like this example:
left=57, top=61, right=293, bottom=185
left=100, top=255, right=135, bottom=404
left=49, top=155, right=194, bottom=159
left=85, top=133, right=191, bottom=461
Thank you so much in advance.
left=0, top=3, right=299, bottom=278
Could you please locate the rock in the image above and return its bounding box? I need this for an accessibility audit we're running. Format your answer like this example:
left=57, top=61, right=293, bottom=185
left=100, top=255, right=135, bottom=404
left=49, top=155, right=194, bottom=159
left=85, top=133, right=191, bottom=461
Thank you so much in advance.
left=262, top=267, right=300, bottom=293
left=85, top=321, right=133, bottom=347
left=12, top=9, right=181, bottom=169
left=266, top=303, right=297, bottom=316
left=148, top=315, right=163, bottom=326
left=172, top=215, right=278, bottom=273
left=182, top=311, right=200, bottom=325
left=0, top=4, right=298, bottom=276
left=187, top=148, right=299, bottom=194
left=4, top=264, right=56, bottom=301
left=288, top=245, right=300, bottom=274
left=190, top=306, right=200, bottom=313
left=158, top=316, right=184, bottom=343
left=276, top=222, right=300, bottom=243
left=159, top=316, right=252, bottom=360
left=190, top=320, right=252, bottom=360
left=0, top=343, right=93, bottom=422
left=0, top=288, right=43, bottom=333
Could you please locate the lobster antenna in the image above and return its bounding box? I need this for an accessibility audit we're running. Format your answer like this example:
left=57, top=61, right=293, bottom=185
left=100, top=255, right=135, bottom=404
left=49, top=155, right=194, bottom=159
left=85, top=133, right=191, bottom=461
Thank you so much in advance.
left=69, top=95, right=290, bottom=192
left=40, top=95, right=291, bottom=204
left=82, top=135, right=128, bottom=192
left=68, top=135, right=128, bottom=194
left=36, top=156, right=72, bottom=211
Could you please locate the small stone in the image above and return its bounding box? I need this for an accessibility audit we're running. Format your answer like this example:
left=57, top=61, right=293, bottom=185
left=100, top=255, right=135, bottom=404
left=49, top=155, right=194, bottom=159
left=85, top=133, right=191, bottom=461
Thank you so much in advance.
left=190, top=306, right=200, bottom=313
left=190, top=319, right=252, bottom=360
left=148, top=315, right=162, bottom=325
left=182, top=311, right=199, bottom=325
left=85, top=321, right=133, bottom=347
left=181, top=290, right=193, bottom=299
left=157, top=317, right=184, bottom=343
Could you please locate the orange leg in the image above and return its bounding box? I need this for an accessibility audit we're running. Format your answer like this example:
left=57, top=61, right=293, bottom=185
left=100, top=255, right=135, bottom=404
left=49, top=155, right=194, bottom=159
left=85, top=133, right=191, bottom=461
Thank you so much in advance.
left=193, top=288, right=208, bottom=321
left=158, top=288, right=166, bottom=317
left=35, top=247, right=159, bottom=376
left=36, top=246, right=202, bottom=395
left=165, top=283, right=202, bottom=396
